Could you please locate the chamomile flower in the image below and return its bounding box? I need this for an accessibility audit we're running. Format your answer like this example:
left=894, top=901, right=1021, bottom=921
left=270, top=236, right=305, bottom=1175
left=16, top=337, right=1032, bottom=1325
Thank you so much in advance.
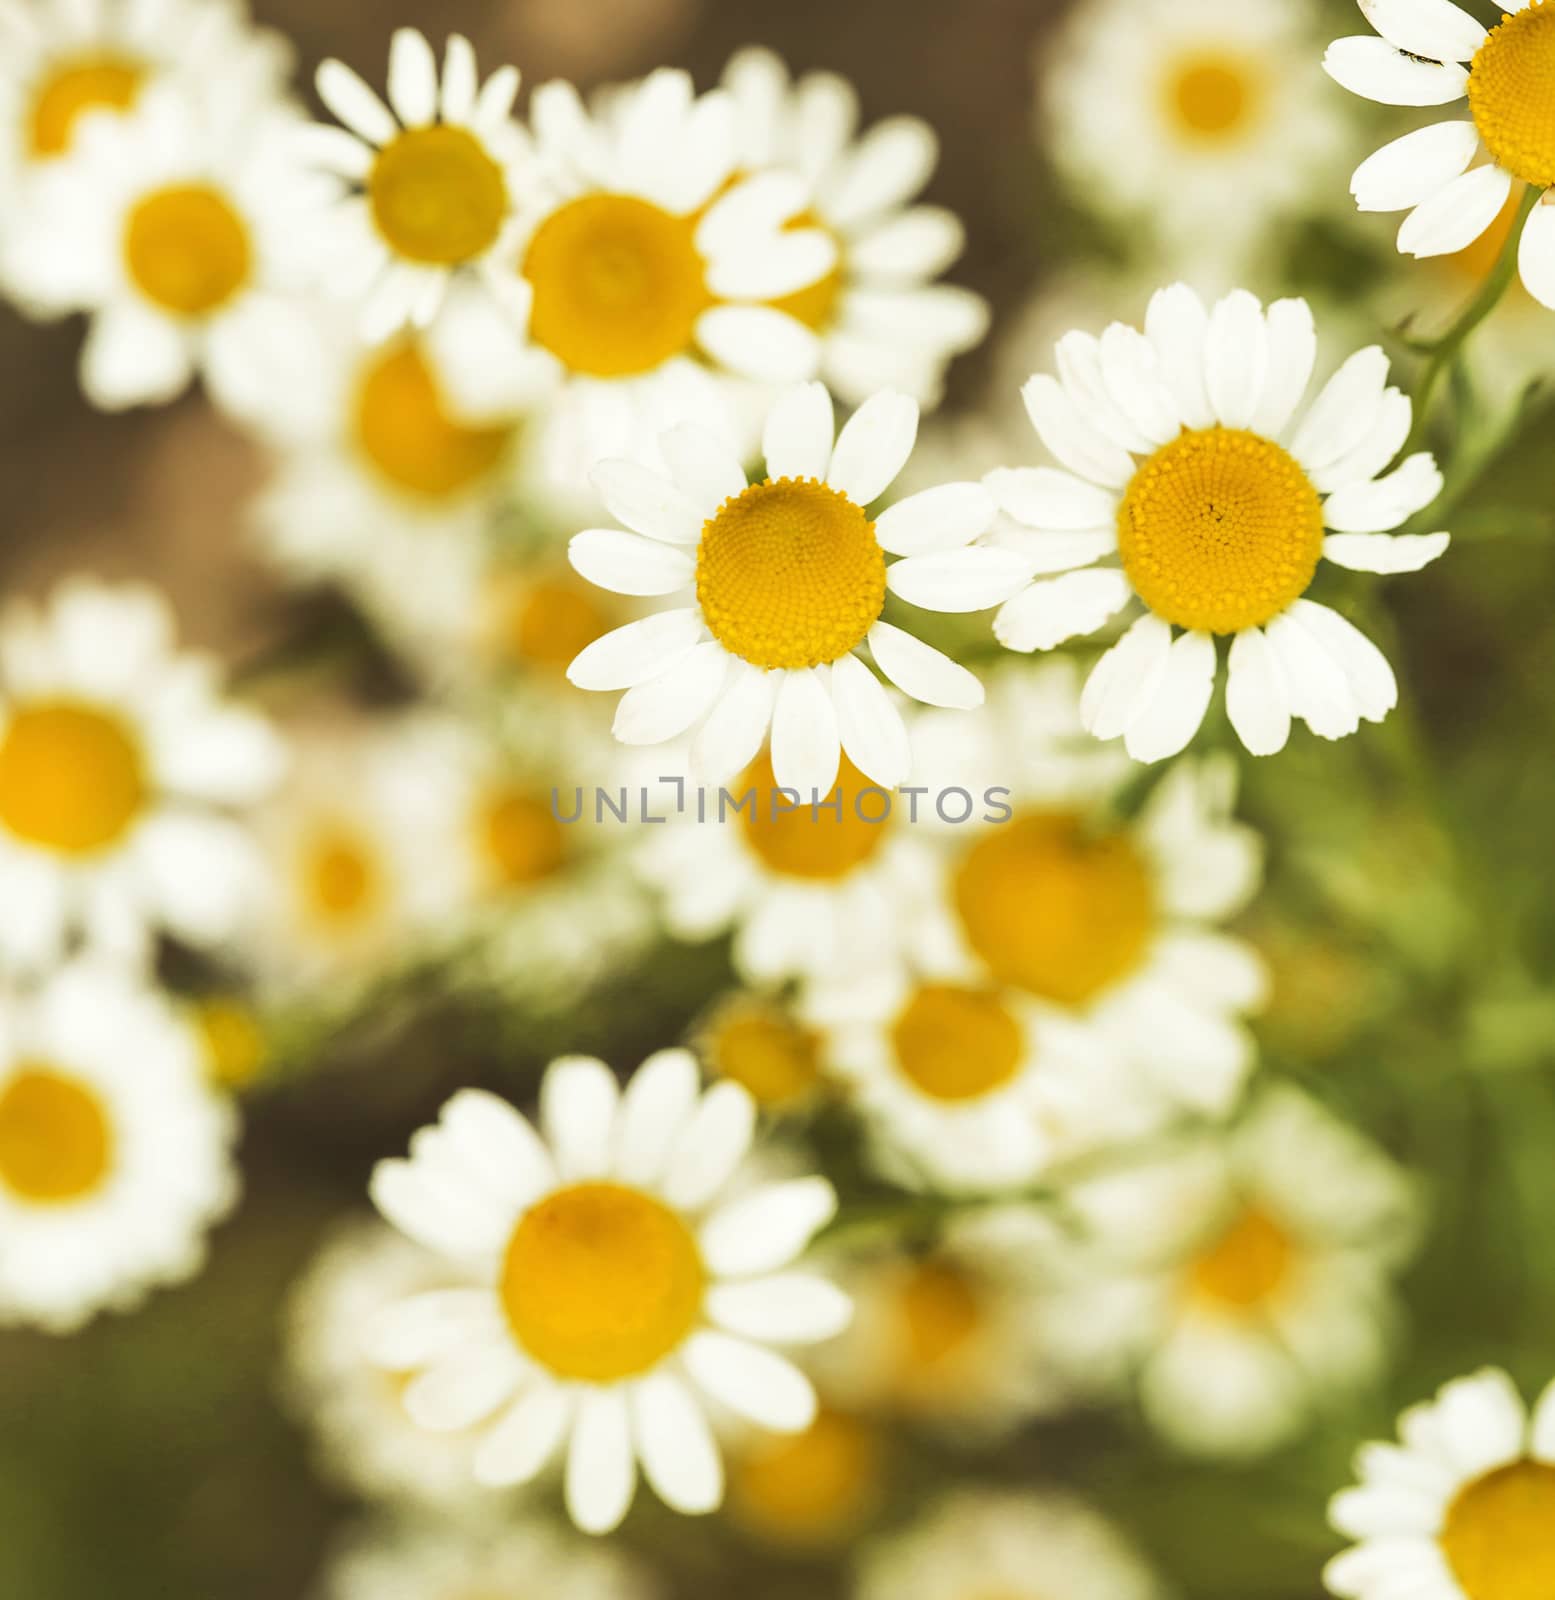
left=890, top=286, right=1451, bottom=760
left=1325, top=0, right=1555, bottom=309
left=302, top=29, right=529, bottom=339
left=0, top=962, right=239, bottom=1332
left=567, top=381, right=987, bottom=794
left=691, top=990, right=825, bottom=1114
left=0, top=578, right=284, bottom=974
left=367, top=1054, right=850, bottom=1534
left=720, top=47, right=988, bottom=406
left=1325, top=1367, right=1555, bottom=1600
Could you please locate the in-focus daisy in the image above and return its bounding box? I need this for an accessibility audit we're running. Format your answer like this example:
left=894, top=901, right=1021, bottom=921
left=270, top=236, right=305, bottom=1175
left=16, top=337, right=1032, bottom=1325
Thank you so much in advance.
left=720, top=46, right=988, bottom=406
left=1325, top=0, right=1555, bottom=309
left=367, top=1053, right=850, bottom=1534
left=302, top=29, right=529, bottom=338
left=567, top=381, right=987, bottom=793
left=891, top=286, right=1451, bottom=760
left=0, top=578, right=284, bottom=974
left=855, top=1488, right=1164, bottom=1600
left=691, top=990, right=825, bottom=1114
left=726, top=1405, right=886, bottom=1548
left=1043, top=0, right=1349, bottom=269
left=0, top=962, right=238, bottom=1332
left=1043, top=1085, right=1420, bottom=1457
left=1326, top=1366, right=1555, bottom=1600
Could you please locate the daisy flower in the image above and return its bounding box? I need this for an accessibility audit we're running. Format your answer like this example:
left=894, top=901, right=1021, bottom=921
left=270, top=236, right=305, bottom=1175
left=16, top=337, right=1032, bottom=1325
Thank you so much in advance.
left=566, top=381, right=987, bottom=794
left=0, top=578, right=284, bottom=974
left=186, top=993, right=269, bottom=1092
left=0, top=962, right=239, bottom=1332
left=1326, top=1366, right=1555, bottom=1600
left=691, top=989, right=825, bottom=1115
left=720, top=46, right=989, bottom=407
left=367, top=1053, right=850, bottom=1534
left=855, top=1489, right=1165, bottom=1600
left=1324, top=0, right=1555, bottom=309
left=891, top=286, right=1452, bottom=760
left=301, top=29, right=530, bottom=338
left=726, top=1405, right=886, bottom=1549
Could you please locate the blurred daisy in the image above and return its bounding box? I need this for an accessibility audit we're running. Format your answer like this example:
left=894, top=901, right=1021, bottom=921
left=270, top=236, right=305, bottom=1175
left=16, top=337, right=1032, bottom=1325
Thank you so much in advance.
left=726, top=1405, right=886, bottom=1549
left=187, top=993, right=269, bottom=1092
left=1325, top=0, right=1555, bottom=308
left=1326, top=1366, right=1555, bottom=1600
left=1045, top=1085, right=1420, bottom=1457
left=567, top=381, right=987, bottom=794
left=368, top=1053, right=850, bottom=1534
left=891, top=286, right=1451, bottom=759
left=0, top=578, right=283, bottom=974
left=302, top=29, right=529, bottom=338
left=691, top=990, right=825, bottom=1114
left=720, top=46, right=988, bottom=406
left=1044, top=0, right=1347, bottom=268
left=0, top=962, right=238, bottom=1332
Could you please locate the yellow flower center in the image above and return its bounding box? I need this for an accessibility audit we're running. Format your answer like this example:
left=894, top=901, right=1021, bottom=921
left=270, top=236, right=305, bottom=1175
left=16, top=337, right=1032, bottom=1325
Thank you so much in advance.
left=895, top=1259, right=984, bottom=1376
left=698, top=478, right=886, bottom=671
left=522, top=192, right=711, bottom=376
left=1188, top=1206, right=1295, bottom=1310
left=1441, top=1460, right=1555, bottom=1600
left=891, top=984, right=1023, bottom=1103
left=302, top=826, right=382, bottom=929
left=738, top=749, right=891, bottom=880
left=0, top=701, right=147, bottom=855
left=0, top=1065, right=113, bottom=1205
left=1468, top=3, right=1555, bottom=191
left=124, top=183, right=252, bottom=317
left=731, top=1409, right=882, bottom=1545
left=953, top=811, right=1155, bottom=1007
left=703, top=998, right=822, bottom=1108
left=768, top=209, right=845, bottom=331
left=368, top=125, right=507, bottom=265
left=28, top=54, right=143, bottom=157
left=1117, top=426, right=1325, bottom=634
left=500, top=1181, right=706, bottom=1382
left=1164, top=52, right=1260, bottom=140
left=495, top=573, right=614, bottom=672
left=476, top=786, right=567, bottom=888
left=192, top=999, right=267, bottom=1091
left=353, top=341, right=512, bottom=500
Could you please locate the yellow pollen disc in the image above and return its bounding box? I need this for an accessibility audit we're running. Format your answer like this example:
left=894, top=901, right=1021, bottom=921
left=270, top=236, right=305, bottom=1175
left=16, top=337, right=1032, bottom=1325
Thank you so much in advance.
left=0, top=702, right=146, bottom=855
left=28, top=55, right=144, bottom=157
left=891, top=984, right=1023, bottom=1103
left=192, top=999, right=267, bottom=1091
left=731, top=1408, right=882, bottom=1545
left=1165, top=52, right=1259, bottom=139
left=768, top=208, right=844, bottom=331
left=303, top=828, right=381, bottom=928
left=704, top=997, right=822, bottom=1108
left=738, top=748, right=891, bottom=880
left=368, top=125, right=507, bottom=265
left=0, top=1065, right=113, bottom=1204
left=1440, top=1459, right=1555, bottom=1600
left=353, top=341, right=512, bottom=500
left=1468, top=4, right=1555, bottom=191
left=477, top=786, right=567, bottom=888
left=698, top=477, right=886, bottom=670
left=124, top=183, right=251, bottom=317
left=1188, top=1207, right=1295, bottom=1310
left=500, top=1182, right=705, bottom=1382
left=894, top=1259, right=984, bottom=1376
left=1118, top=426, right=1324, bottom=634
left=497, top=574, right=614, bottom=671
left=953, top=811, right=1155, bottom=1007
left=522, top=192, right=710, bottom=376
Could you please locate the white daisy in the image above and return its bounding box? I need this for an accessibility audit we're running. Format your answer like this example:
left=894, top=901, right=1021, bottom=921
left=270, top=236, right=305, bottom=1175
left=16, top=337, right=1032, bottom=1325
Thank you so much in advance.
left=720, top=46, right=988, bottom=407
left=1324, top=0, right=1555, bottom=309
left=891, top=285, right=1452, bottom=760
left=566, top=380, right=988, bottom=794
left=367, top=1053, right=850, bottom=1534
left=1325, top=1366, right=1555, bottom=1600
left=301, top=28, right=529, bottom=339
left=0, top=962, right=239, bottom=1332
left=855, top=1488, right=1165, bottom=1600
left=1043, top=1084, right=1421, bottom=1457
left=0, top=577, right=284, bottom=974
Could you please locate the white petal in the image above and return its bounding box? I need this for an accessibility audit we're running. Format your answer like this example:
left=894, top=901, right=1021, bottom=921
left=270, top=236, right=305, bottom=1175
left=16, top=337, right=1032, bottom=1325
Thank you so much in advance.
left=875, top=482, right=996, bottom=556
left=540, top=1056, right=620, bottom=1180
left=567, top=611, right=703, bottom=691
left=1251, top=299, right=1318, bottom=439
left=1518, top=199, right=1555, bottom=310
left=81, top=304, right=191, bottom=410
left=700, top=1177, right=839, bottom=1276
left=660, top=422, right=747, bottom=515
left=317, top=58, right=398, bottom=145
left=387, top=27, right=438, bottom=126
left=1145, top=283, right=1213, bottom=430
left=591, top=460, right=704, bottom=544
left=1264, top=610, right=1361, bottom=739
left=707, top=1274, right=852, bottom=1344
left=1324, top=531, right=1451, bottom=572
left=569, top=529, right=694, bottom=596
left=1351, top=121, right=1481, bottom=212
left=826, top=390, right=919, bottom=505
left=441, top=34, right=478, bottom=123
left=1286, top=599, right=1398, bottom=722
left=368, top=1158, right=499, bottom=1259
left=1226, top=627, right=1292, bottom=756
left=830, top=653, right=910, bottom=787
left=1055, top=330, right=1155, bottom=455
left=1097, top=321, right=1182, bottom=447
left=567, top=1389, right=637, bottom=1535
left=366, top=1289, right=504, bottom=1369
left=613, top=642, right=729, bottom=744
left=1080, top=612, right=1172, bottom=741
left=993, top=568, right=1131, bottom=652
left=1398, top=164, right=1512, bottom=258
left=1291, top=348, right=1391, bottom=474
left=698, top=306, right=822, bottom=383
left=850, top=206, right=964, bottom=279
left=1123, top=629, right=1216, bottom=763
left=1021, top=374, right=1134, bottom=489
left=887, top=547, right=1037, bottom=612
left=633, top=1376, right=723, bottom=1516
left=769, top=668, right=841, bottom=795
left=1313, top=388, right=1413, bottom=494
left=662, top=1081, right=757, bottom=1212
left=1531, top=1377, right=1555, bottom=1459
left=1358, top=0, right=1486, bottom=62
left=867, top=621, right=983, bottom=709
left=1202, top=290, right=1269, bottom=429
left=1323, top=452, right=1443, bottom=533
left=696, top=170, right=807, bottom=256
left=1323, top=37, right=1470, bottom=105
left=707, top=229, right=837, bottom=300
left=475, top=65, right=521, bottom=132
left=820, top=115, right=936, bottom=229
left=403, top=1346, right=523, bottom=1431
left=985, top=465, right=1117, bottom=530
left=438, top=1089, right=556, bottom=1211
left=762, top=381, right=835, bottom=481
left=683, top=1334, right=817, bottom=1432
left=614, top=1049, right=700, bottom=1188
left=474, top=1384, right=573, bottom=1487
left=691, top=660, right=778, bottom=782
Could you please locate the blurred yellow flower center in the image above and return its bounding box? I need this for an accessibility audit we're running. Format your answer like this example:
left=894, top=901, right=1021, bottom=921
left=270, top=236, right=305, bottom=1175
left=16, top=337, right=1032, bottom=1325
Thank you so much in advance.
left=354, top=342, right=512, bottom=499
left=732, top=1408, right=881, bottom=1544
left=523, top=193, right=710, bottom=376
left=369, top=125, right=507, bottom=264
left=303, top=827, right=382, bottom=928
left=1165, top=53, right=1258, bottom=139
left=698, top=478, right=886, bottom=670
left=0, top=701, right=147, bottom=855
left=1440, top=1460, right=1555, bottom=1600
left=193, top=999, right=267, bottom=1091
left=768, top=209, right=844, bottom=331
left=477, top=786, right=567, bottom=888
left=0, top=1066, right=113, bottom=1204
left=497, top=574, right=614, bottom=671
left=739, top=749, right=891, bottom=879
left=953, top=812, right=1155, bottom=1007
left=500, top=1181, right=705, bottom=1381
left=1189, top=1206, right=1295, bottom=1310
left=896, top=1259, right=984, bottom=1376
left=124, top=184, right=252, bottom=317
left=28, top=55, right=143, bottom=157
left=1118, top=427, right=1324, bottom=634
left=705, top=999, right=822, bottom=1107
left=892, top=984, right=1023, bottom=1103
left=1468, top=4, right=1555, bottom=190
